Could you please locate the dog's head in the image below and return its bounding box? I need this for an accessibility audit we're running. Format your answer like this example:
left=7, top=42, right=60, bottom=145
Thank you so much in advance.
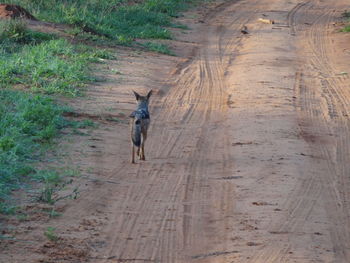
left=133, top=90, right=152, bottom=107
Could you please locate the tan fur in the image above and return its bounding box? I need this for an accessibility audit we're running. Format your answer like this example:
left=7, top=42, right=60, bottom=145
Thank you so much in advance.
left=258, top=18, right=275, bottom=24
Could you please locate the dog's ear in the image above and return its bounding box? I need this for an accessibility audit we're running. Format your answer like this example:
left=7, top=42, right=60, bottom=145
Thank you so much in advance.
left=133, top=91, right=140, bottom=100
left=147, top=90, right=152, bottom=99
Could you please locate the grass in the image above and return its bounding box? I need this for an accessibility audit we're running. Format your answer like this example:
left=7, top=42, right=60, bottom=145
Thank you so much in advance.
left=342, top=11, right=350, bottom=18
left=32, top=170, right=79, bottom=205
left=342, top=25, right=350, bottom=32
left=6, top=0, right=194, bottom=45
left=44, top=226, right=58, bottom=242
left=140, top=41, right=175, bottom=55
left=342, top=10, right=350, bottom=32
left=0, top=21, right=107, bottom=213
left=0, top=19, right=55, bottom=47
left=0, top=90, right=65, bottom=212
left=0, top=20, right=114, bottom=96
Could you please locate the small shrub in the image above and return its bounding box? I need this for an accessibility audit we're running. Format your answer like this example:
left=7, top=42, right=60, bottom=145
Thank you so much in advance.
left=44, top=227, right=58, bottom=242
left=141, top=41, right=175, bottom=55
left=342, top=25, right=350, bottom=32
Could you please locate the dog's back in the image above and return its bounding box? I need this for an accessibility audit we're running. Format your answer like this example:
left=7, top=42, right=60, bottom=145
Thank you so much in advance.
left=130, top=108, right=149, bottom=147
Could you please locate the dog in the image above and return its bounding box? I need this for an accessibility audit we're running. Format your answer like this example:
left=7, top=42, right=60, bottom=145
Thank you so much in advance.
left=130, top=90, right=152, bottom=163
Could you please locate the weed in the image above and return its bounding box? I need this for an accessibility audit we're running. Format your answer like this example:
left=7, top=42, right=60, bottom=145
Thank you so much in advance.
left=68, top=119, right=97, bottom=129
left=32, top=169, right=79, bottom=204
left=34, top=171, right=61, bottom=204
left=341, top=10, right=350, bottom=32
left=106, top=116, right=123, bottom=123
left=0, top=204, right=18, bottom=215
left=16, top=213, right=28, bottom=221
left=49, top=209, right=62, bottom=218
left=140, top=41, right=175, bottom=55
left=86, top=167, right=94, bottom=173
left=110, top=68, right=122, bottom=75
left=171, top=23, right=190, bottom=30
left=62, top=168, right=81, bottom=177
left=41, top=207, right=62, bottom=218
left=44, top=226, right=58, bottom=242
left=341, top=25, right=350, bottom=32
left=342, top=10, right=350, bottom=18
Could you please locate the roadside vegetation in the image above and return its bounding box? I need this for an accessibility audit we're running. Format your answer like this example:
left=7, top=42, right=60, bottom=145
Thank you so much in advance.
left=7, top=0, right=193, bottom=45
left=0, top=20, right=113, bottom=96
left=0, top=89, right=65, bottom=213
left=0, top=20, right=111, bottom=213
left=342, top=10, right=350, bottom=32
left=0, top=0, right=200, bottom=214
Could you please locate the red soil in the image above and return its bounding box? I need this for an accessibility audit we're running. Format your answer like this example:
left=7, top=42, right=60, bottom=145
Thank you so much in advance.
left=0, top=4, right=36, bottom=20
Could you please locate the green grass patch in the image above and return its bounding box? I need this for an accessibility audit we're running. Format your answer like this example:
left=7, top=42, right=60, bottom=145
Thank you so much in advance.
left=342, top=25, right=350, bottom=32
left=341, top=10, right=350, bottom=32
left=0, top=20, right=111, bottom=214
left=44, top=226, right=58, bottom=242
left=0, top=22, right=109, bottom=212
left=68, top=119, right=97, bottom=129
left=0, top=20, right=114, bottom=96
left=6, top=0, right=197, bottom=45
left=32, top=169, right=79, bottom=205
left=0, top=90, right=66, bottom=212
left=0, top=88, right=89, bottom=211
left=140, top=41, right=175, bottom=55
left=0, top=19, right=55, bottom=48
left=0, top=39, right=113, bottom=96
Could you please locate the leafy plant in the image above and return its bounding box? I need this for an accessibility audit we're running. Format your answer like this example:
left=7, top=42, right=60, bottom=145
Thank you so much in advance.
left=341, top=25, right=350, bottom=32
left=140, top=41, right=175, bottom=55
left=44, top=227, right=58, bottom=242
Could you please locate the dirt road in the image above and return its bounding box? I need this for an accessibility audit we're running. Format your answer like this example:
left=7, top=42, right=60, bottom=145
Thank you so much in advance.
left=2, top=0, right=350, bottom=262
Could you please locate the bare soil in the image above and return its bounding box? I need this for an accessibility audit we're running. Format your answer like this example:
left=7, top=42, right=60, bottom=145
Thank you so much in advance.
left=1, top=0, right=350, bottom=262
left=0, top=4, right=36, bottom=20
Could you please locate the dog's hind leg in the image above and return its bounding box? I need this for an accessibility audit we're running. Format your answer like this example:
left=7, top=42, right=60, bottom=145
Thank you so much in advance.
left=140, top=131, right=147, bottom=161
left=131, top=143, right=135, bottom=163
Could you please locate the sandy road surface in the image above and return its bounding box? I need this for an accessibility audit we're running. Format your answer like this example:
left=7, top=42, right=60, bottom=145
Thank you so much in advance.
left=91, top=0, right=350, bottom=261
left=1, top=0, right=350, bottom=262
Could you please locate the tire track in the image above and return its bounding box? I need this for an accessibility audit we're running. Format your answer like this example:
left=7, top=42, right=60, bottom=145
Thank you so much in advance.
left=287, top=1, right=309, bottom=36
left=296, top=1, right=350, bottom=260
left=97, top=0, right=258, bottom=262
left=249, top=0, right=350, bottom=261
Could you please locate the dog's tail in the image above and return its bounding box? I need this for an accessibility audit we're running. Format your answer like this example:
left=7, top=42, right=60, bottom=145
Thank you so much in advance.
left=132, top=118, right=142, bottom=147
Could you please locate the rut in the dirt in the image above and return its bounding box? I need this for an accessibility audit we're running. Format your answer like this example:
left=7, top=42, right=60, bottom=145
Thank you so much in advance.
left=2, top=0, right=350, bottom=262
left=88, top=0, right=350, bottom=262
